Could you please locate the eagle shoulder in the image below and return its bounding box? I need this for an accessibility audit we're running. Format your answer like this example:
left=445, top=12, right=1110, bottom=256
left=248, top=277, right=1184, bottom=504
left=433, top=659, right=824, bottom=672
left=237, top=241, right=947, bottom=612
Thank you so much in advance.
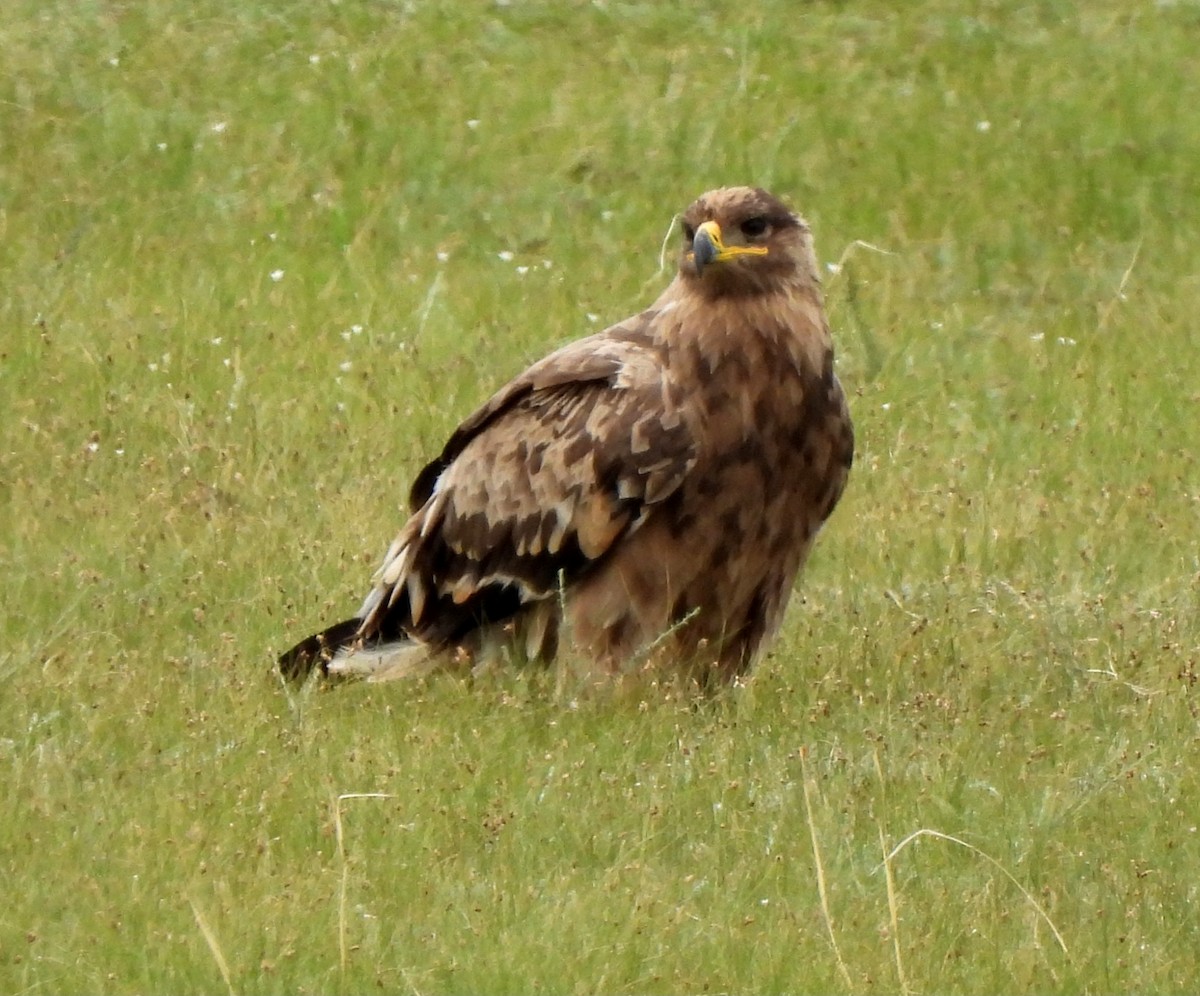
left=361, top=306, right=698, bottom=643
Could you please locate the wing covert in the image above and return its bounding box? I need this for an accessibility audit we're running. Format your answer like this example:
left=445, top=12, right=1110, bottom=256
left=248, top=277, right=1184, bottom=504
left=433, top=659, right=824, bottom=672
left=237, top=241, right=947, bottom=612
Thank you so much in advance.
left=359, top=310, right=697, bottom=646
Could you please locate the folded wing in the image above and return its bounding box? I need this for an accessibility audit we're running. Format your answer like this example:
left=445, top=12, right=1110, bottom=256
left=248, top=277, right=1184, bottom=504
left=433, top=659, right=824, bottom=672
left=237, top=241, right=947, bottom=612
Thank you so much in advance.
left=355, top=310, right=697, bottom=654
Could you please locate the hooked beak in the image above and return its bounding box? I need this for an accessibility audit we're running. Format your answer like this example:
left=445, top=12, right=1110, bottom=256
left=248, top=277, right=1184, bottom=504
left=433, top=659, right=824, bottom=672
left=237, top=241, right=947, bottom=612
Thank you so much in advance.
left=692, top=221, right=721, bottom=275
left=689, top=220, right=768, bottom=276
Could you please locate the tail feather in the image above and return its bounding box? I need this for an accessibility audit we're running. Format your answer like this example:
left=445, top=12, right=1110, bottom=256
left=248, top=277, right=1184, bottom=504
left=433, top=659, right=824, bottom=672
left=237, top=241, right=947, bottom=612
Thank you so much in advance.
left=327, top=639, right=436, bottom=682
left=278, top=617, right=363, bottom=685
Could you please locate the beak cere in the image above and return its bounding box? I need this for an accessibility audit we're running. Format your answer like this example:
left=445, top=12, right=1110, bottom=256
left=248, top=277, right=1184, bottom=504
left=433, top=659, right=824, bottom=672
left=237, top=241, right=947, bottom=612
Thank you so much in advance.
left=691, top=221, right=722, bottom=276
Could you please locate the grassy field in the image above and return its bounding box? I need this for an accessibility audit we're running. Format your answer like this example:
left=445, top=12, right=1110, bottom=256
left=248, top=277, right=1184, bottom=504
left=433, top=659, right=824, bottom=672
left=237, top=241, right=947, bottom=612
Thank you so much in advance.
left=3, top=0, right=1200, bottom=992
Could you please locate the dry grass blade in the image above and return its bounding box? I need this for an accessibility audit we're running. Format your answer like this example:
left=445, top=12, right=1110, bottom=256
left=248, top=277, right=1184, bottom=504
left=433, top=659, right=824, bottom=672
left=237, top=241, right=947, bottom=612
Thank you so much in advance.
left=877, top=824, right=910, bottom=996
left=188, top=896, right=236, bottom=996
left=799, top=748, right=855, bottom=991
left=1097, top=238, right=1141, bottom=333
left=881, top=829, right=1070, bottom=958
left=826, top=238, right=895, bottom=278
left=872, top=749, right=910, bottom=996
left=657, top=213, right=680, bottom=276
left=334, top=793, right=396, bottom=975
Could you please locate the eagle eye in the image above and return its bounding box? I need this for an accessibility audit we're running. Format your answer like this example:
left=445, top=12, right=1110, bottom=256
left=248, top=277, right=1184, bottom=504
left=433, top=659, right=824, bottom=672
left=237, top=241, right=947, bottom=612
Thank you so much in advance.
left=682, top=222, right=696, bottom=242
left=740, top=216, right=769, bottom=238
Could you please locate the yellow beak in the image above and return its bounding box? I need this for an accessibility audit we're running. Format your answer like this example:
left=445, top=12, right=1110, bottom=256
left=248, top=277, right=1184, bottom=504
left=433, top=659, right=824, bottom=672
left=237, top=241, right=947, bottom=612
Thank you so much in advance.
left=691, top=220, right=768, bottom=275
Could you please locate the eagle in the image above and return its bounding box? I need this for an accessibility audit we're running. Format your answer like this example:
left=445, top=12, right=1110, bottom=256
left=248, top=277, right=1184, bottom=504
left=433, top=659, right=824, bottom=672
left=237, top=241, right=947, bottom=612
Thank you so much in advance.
left=279, top=186, right=853, bottom=687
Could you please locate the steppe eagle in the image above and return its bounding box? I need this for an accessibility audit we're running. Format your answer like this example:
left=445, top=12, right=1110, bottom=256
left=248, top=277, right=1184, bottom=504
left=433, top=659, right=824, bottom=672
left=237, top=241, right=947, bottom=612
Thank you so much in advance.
left=279, top=186, right=853, bottom=686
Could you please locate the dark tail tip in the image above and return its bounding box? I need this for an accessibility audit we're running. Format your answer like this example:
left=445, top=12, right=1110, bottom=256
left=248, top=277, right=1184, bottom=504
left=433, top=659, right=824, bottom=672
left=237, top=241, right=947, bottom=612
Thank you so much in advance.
left=278, top=617, right=364, bottom=685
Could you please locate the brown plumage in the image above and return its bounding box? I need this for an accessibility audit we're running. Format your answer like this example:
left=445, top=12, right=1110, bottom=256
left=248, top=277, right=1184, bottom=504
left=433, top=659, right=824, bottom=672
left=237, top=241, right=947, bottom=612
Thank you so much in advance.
left=279, top=186, right=853, bottom=686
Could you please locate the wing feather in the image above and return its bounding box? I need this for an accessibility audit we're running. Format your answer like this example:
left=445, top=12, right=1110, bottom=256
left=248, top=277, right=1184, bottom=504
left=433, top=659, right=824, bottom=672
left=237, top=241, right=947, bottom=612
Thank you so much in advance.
left=406, top=319, right=653, bottom=511
left=356, top=307, right=696, bottom=648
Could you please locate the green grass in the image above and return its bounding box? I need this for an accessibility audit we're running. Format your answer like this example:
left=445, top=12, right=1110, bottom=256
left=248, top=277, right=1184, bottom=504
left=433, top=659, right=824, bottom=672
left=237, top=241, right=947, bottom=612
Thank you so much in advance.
left=3, top=0, right=1200, bottom=991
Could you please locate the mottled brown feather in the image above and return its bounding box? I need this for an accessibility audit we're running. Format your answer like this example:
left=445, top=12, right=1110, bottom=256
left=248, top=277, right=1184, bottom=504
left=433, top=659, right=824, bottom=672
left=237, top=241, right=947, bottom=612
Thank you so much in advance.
left=278, top=186, right=853, bottom=686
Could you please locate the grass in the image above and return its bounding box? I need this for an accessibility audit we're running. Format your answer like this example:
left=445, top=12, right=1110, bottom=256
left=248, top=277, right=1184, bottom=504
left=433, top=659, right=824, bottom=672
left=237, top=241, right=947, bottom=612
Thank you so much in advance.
left=3, top=0, right=1200, bottom=991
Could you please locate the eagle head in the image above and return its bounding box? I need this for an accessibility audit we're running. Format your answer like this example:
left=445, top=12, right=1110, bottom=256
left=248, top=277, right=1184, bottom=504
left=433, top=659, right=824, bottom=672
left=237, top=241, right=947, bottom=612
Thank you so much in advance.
left=678, top=186, right=819, bottom=297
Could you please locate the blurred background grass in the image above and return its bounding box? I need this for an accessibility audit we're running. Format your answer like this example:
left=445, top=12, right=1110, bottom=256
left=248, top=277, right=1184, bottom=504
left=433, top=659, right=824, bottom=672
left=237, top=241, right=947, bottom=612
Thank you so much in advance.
left=2, top=1, right=1199, bottom=992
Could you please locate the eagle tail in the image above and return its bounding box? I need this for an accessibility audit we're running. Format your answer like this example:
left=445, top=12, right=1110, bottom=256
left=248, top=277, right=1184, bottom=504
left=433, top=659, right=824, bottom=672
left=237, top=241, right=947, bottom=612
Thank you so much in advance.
left=326, top=639, right=437, bottom=682
left=277, top=617, right=363, bottom=685
left=278, top=617, right=436, bottom=685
